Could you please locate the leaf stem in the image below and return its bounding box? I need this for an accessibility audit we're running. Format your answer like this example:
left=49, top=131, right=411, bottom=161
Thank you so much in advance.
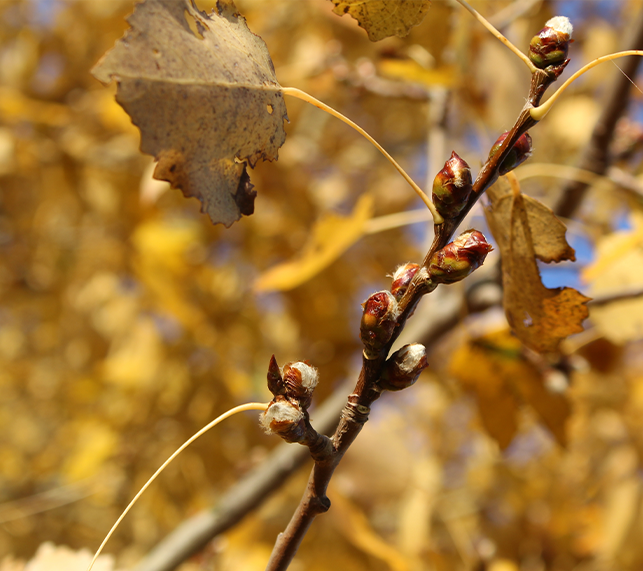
left=281, top=86, right=443, bottom=224
left=531, top=50, right=643, bottom=121
left=86, top=402, right=270, bottom=571
left=453, top=0, right=537, bottom=72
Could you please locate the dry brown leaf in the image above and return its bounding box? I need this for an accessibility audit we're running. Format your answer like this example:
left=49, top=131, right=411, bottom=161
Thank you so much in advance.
left=484, top=176, right=590, bottom=353
left=331, top=0, right=431, bottom=42
left=450, top=328, right=570, bottom=448
left=254, top=194, right=373, bottom=292
left=92, top=0, right=287, bottom=227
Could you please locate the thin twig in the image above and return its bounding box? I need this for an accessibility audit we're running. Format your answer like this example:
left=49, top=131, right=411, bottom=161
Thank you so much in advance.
left=88, top=403, right=269, bottom=571
left=281, top=87, right=443, bottom=224
left=453, top=0, right=537, bottom=72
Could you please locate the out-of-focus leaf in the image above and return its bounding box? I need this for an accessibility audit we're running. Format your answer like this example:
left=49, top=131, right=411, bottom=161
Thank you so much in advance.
left=330, top=0, right=431, bottom=42
left=62, top=423, right=117, bottom=482
left=254, top=194, right=374, bottom=292
left=450, top=328, right=570, bottom=448
left=102, top=318, right=162, bottom=387
left=378, top=59, right=455, bottom=88
left=484, top=176, right=590, bottom=353
left=583, top=213, right=643, bottom=343
left=92, top=0, right=287, bottom=227
left=331, top=490, right=410, bottom=571
left=5, top=542, right=117, bottom=571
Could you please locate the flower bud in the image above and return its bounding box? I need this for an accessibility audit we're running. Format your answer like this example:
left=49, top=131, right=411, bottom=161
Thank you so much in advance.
left=360, top=290, right=399, bottom=359
left=260, top=396, right=306, bottom=443
left=529, top=16, right=573, bottom=69
left=267, top=354, right=284, bottom=396
left=380, top=343, right=428, bottom=391
left=282, top=361, right=319, bottom=410
left=489, top=131, right=532, bottom=175
left=390, top=262, right=420, bottom=301
left=431, top=151, right=473, bottom=219
left=428, top=229, right=492, bottom=284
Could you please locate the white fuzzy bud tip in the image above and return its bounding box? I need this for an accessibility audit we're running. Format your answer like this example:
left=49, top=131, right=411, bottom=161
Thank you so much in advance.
left=392, top=264, right=411, bottom=281
left=396, top=343, right=427, bottom=373
left=290, top=362, right=319, bottom=391
left=546, top=16, right=573, bottom=38
left=260, top=400, right=303, bottom=433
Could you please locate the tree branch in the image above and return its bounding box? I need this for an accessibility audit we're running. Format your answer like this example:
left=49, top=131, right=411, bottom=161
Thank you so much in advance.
left=264, top=64, right=564, bottom=571
left=554, top=9, right=643, bottom=218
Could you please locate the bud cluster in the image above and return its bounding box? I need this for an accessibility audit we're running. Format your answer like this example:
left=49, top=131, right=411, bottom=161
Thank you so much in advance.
left=528, top=16, right=573, bottom=70
left=431, top=151, right=473, bottom=220
left=360, top=290, right=399, bottom=359
left=379, top=343, right=428, bottom=391
left=428, top=229, right=493, bottom=285
left=261, top=356, right=319, bottom=443
left=489, top=131, right=532, bottom=176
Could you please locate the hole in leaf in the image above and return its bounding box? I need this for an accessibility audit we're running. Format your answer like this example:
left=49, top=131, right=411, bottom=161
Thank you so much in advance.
left=184, top=9, right=204, bottom=39
left=523, top=312, right=533, bottom=327
left=266, top=104, right=274, bottom=115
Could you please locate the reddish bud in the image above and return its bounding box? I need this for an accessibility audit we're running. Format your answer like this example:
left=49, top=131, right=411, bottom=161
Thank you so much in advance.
left=267, top=354, right=284, bottom=396
left=529, top=16, right=573, bottom=69
left=428, top=229, right=493, bottom=284
left=281, top=361, right=319, bottom=410
left=360, top=290, right=399, bottom=359
left=431, top=151, right=473, bottom=219
left=380, top=343, right=428, bottom=391
left=260, top=396, right=306, bottom=443
left=390, top=262, right=420, bottom=301
left=489, top=131, right=532, bottom=175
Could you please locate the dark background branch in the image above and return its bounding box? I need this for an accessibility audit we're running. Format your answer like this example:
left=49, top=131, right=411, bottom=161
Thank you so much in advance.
left=554, top=9, right=643, bottom=219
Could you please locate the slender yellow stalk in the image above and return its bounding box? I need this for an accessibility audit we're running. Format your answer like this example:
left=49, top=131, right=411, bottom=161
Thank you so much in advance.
left=281, top=87, right=444, bottom=225
left=453, top=0, right=537, bottom=72
left=531, top=50, right=643, bottom=121
left=86, top=402, right=270, bottom=571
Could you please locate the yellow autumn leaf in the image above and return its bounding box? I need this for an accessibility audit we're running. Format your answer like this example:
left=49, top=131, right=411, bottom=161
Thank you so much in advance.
left=378, top=59, right=456, bottom=88
left=331, top=490, right=410, bottom=571
left=450, top=328, right=569, bottom=448
left=132, top=217, right=203, bottom=273
left=63, top=423, right=117, bottom=482
left=583, top=212, right=643, bottom=343
left=254, top=194, right=374, bottom=292
left=102, top=317, right=162, bottom=388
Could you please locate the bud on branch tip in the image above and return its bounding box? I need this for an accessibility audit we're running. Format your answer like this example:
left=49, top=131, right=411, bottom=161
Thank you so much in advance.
left=529, top=16, right=573, bottom=70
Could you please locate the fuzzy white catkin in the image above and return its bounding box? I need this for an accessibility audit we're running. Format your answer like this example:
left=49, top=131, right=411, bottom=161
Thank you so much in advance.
left=290, top=362, right=319, bottom=391
left=260, top=400, right=303, bottom=433
left=546, top=16, right=573, bottom=38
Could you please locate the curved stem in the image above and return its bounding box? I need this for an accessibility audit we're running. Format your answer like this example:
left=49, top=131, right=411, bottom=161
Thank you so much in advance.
left=281, top=87, right=444, bottom=225
left=86, top=402, right=269, bottom=571
left=531, top=50, right=643, bottom=121
left=454, top=0, right=537, bottom=72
